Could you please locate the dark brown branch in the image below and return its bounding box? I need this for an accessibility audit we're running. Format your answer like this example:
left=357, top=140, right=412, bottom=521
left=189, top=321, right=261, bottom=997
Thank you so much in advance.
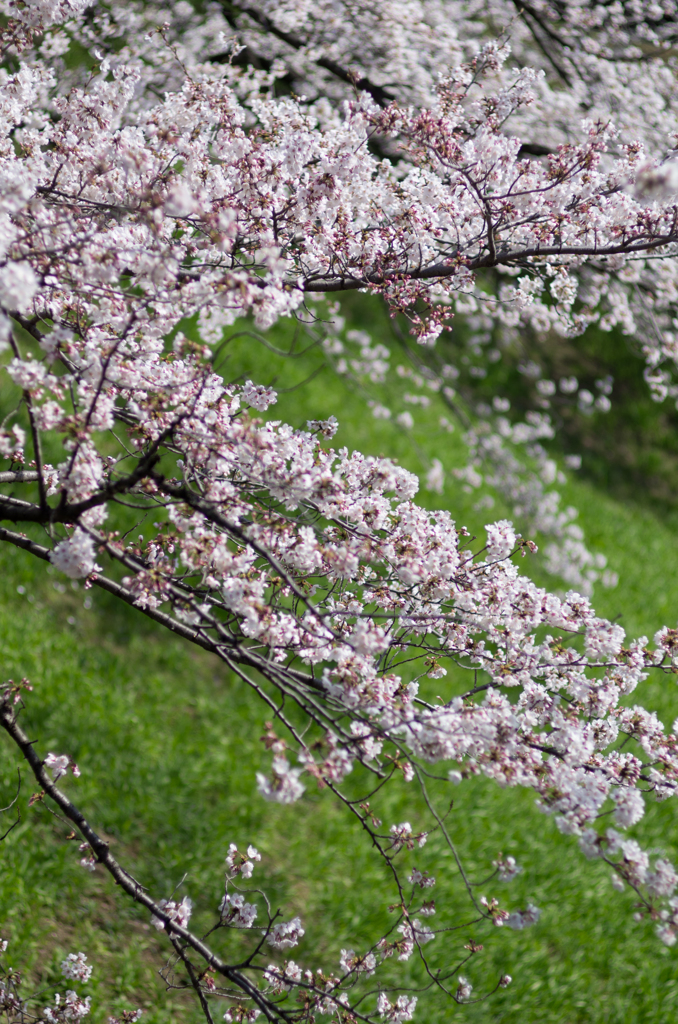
left=297, top=233, right=678, bottom=292
left=221, top=2, right=395, bottom=107
left=0, top=767, right=20, bottom=841
left=0, top=698, right=287, bottom=1023
left=149, top=473, right=334, bottom=633
left=518, top=142, right=553, bottom=157
left=0, top=524, right=321, bottom=698
left=0, top=524, right=220, bottom=653
left=513, top=1, right=573, bottom=86
left=0, top=446, right=161, bottom=525
left=169, top=939, right=216, bottom=1024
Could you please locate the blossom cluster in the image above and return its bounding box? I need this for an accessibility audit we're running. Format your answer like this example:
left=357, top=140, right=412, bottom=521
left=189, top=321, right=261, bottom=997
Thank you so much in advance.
left=0, top=940, right=143, bottom=1024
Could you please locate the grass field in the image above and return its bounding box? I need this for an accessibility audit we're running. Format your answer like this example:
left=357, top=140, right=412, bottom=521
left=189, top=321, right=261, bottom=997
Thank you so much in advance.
left=3, top=305, right=678, bottom=1023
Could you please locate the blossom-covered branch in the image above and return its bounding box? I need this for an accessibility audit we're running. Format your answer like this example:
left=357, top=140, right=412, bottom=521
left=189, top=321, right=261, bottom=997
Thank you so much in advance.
left=0, top=685, right=516, bottom=1021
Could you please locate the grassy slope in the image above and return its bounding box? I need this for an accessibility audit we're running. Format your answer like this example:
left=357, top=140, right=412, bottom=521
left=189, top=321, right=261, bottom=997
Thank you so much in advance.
left=2, top=310, right=678, bottom=1023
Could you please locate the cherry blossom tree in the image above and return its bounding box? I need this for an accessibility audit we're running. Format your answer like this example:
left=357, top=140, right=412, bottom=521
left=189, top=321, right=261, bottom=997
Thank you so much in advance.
left=3, top=0, right=678, bottom=1020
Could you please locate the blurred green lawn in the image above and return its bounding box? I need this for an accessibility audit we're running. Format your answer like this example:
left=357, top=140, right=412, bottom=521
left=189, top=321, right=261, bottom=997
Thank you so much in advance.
left=3, top=306, right=678, bottom=1023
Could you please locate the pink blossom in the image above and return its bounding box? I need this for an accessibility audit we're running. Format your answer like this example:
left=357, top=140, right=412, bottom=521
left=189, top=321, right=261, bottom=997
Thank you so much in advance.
left=266, top=917, right=305, bottom=950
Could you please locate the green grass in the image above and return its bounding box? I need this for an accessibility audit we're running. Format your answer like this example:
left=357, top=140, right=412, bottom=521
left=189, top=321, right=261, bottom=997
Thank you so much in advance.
left=3, top=302, right=678, bottom=1023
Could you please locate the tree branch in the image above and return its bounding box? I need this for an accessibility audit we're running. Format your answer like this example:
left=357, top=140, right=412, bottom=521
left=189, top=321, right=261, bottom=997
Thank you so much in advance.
left=0, top=697, right=287, bottom=1023
left=221, top=2, right=395, bottom=107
